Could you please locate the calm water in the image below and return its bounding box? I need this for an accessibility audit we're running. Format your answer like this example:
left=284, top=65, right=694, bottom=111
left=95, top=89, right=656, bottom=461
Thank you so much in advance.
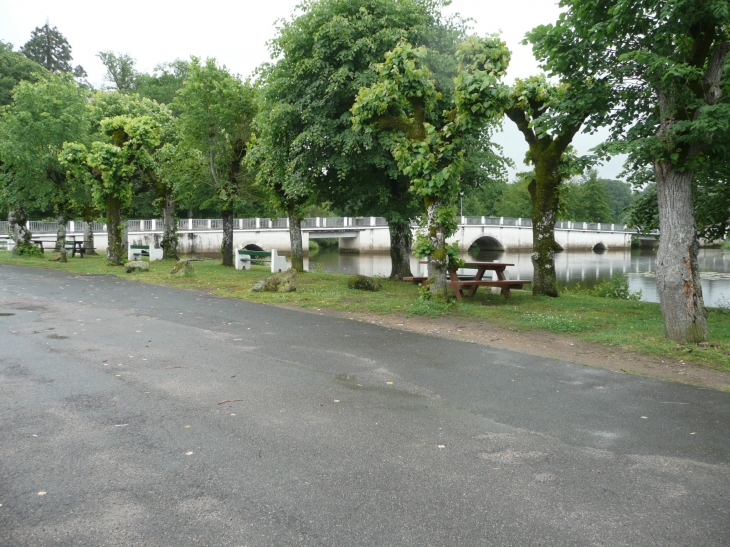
left=306, top=248, right=730, bottom=308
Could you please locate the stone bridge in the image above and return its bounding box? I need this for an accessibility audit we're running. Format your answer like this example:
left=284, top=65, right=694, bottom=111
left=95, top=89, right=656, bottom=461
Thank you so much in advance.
left=4, top=216, right=633, bottom=254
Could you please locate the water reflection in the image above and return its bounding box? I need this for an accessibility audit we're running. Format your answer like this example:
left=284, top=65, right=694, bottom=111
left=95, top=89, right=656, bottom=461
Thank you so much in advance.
left=307, top=248, right=730, bottom=308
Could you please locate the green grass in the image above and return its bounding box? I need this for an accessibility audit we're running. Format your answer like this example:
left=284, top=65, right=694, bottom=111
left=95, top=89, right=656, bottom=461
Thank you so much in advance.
left=2, top=249, right=729, bottom=373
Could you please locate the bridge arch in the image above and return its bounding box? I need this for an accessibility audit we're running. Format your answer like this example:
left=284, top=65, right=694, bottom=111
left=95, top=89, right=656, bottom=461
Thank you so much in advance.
left=592, top=242, right=607, bottom=252
left=243, top=243, right=265, bottom=252
left=468, top=236, right=504, bottom=253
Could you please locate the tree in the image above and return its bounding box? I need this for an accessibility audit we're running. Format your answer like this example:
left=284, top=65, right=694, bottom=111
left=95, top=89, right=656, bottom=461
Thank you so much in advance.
left=61, top=92, right=175, bottom=263
left=98, top=51, right=138, bottom=92
left=0, top=41, right=48, bottom=107
left=495, top=175, right=533, bottom=218
left=529, top=0, right=729, bottom=342
left=21, top=22, right=85, bottom=77
left=563, top=170, right=614, bottom=223
left=0, top=73, right=89, bottom=261
left=174, top=58, right=257, bottom=267
left=252, top=0, right=475, bottom=279
left=602, top=178, right=634, bottom=224
left=503, top=75, right=608, bottom=296
left=135, top=60, right=190, bottom=106
left=353, top=37, right=511, bottom=300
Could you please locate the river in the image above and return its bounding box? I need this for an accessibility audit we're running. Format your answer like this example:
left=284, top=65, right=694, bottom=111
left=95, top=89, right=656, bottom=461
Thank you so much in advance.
left=306, top=248, right=730, bottom=308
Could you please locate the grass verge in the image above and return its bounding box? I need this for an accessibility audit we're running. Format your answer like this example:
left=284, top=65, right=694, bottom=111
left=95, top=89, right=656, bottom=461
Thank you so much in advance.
left=2, top=250, right=729, bottom=373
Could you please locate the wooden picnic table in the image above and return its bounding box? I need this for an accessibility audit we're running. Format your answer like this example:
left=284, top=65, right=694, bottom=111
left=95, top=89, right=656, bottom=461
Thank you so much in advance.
left=405, top=261, right=531, bottom=300
left=448, top=262, right=530, bottom=300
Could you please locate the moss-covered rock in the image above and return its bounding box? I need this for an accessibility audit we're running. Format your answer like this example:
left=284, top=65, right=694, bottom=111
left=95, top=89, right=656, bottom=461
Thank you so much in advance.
left=125, top=260, right=150, bottom=273
left=169, top=259, right=194, bottom=277
left=347, top=275, right=382, bottom=292
left=252, top=269, right=297, bottom=292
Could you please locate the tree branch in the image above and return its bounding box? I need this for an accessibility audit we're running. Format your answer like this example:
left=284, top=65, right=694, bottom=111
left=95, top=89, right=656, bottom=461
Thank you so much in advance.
left=505, top=107, right=537, bottom=147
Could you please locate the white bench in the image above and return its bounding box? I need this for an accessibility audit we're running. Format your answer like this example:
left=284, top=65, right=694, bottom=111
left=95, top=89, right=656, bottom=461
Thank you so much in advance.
left=235, top=248, right=289, bottom=273
left=128, top=243, right=163, bottom=261
left=0, top=236, right=14, bottom=251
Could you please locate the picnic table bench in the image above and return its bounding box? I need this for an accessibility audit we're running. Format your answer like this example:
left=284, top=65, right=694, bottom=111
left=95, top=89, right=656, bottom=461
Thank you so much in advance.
left=29, top=236, right=86, bottom=257
left=235, top=248, right=289, bottom=273
left=404, top=262, right=531, bottom=300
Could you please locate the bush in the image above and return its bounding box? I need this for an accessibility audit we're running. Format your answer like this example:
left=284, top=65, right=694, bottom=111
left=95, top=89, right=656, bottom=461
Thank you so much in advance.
left=13, top=241, right=43, bottom=258
left=590, top=273, right=642, bottom=301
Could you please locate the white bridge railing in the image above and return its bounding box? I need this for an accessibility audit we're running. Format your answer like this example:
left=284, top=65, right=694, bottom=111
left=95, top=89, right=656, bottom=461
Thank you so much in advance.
left=1, top=217, right=635, bottom=235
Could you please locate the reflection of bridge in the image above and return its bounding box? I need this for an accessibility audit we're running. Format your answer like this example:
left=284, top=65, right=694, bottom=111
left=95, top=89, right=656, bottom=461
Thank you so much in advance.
left=3, top=216, right=633, bottom=254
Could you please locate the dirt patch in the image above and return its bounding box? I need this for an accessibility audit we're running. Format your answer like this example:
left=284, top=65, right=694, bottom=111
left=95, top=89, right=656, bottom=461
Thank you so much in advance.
left=312, top=308, right=730, bottom=391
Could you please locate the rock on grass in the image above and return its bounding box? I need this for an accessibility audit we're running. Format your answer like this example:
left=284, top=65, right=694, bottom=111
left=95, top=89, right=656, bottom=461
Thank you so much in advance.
left=125, top=261, right=150, bottom=273
left=252, top=269, right=297, bottom=292
left=169, top=259, right=194, bottom=277
left=347, top=275, right=381, bottom=292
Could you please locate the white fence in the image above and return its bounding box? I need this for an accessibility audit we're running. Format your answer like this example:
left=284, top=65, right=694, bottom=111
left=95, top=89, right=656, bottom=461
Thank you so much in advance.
left=0, top=217, right=636, bottom=235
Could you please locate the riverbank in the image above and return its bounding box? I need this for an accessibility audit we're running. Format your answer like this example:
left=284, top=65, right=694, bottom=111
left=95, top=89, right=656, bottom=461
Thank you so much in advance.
left=2, top=251, right=728, bottom=389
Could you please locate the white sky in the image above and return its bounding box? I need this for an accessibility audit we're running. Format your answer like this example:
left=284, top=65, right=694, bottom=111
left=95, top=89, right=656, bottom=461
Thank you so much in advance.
left=0, top=0, right=624, bottom=179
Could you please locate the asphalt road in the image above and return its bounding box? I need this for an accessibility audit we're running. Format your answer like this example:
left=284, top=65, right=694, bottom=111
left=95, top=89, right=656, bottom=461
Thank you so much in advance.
left=1, top=264, right=728, bottom=547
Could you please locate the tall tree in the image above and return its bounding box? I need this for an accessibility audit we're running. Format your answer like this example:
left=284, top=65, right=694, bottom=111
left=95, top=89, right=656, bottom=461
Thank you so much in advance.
left=97, top=51, right=138, bottom=92
left=530, top=0, right=729, bottom=342
left=174, top=58, right=257, bottom=267
left=252, top=0, right=479, bottom=279
left=0, top=74, right=89, bottom=261
left=21, top=22, right=85, bottom=77
left=503, top=75, right=608, bottom=296
left=353, top=37, right=511, bottom=300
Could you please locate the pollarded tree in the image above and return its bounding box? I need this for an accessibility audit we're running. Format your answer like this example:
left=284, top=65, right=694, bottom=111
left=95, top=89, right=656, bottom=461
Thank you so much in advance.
left=253, top=0, right=474, bottom=279
left=0, top=73, right=89, bottom=260
left=352, top=36, right=511, bottom=300
left=61, top=115, right=162, bottom=265
left=174, top=58, right=257, bottom=267
left=97, top=51, right=138, bottom=93
left=503, top=75, right=609, bottom=296
left=529, top=0, right=729, bottom=342
left=21, top=22, right=86, bottom=77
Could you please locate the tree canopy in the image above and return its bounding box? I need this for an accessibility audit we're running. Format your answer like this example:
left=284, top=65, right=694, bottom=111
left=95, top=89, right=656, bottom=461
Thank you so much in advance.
left=21, top=22, right=86, bottom=77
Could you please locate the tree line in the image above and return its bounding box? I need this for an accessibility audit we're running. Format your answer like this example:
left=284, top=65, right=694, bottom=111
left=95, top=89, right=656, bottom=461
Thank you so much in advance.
left=1, top=1, right=728, bottom=345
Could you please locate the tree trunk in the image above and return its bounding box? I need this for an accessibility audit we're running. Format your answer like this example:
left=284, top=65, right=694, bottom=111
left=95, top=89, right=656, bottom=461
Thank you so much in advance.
left=161, top=188, right=178, bottom=260
left=388, top=219, right=413, bottom=280
left=106, top=197, right=123, bottom=265
left=82, top=220, right=97, bottom=255
left=654, top=162, right=708, bottom=343
left=425, top=198, right=449, bottom=302
left=287, top=204, right=304, bottom=272
left=221, top=209, right=234, bottom=267
left=9, top=206, right=32, bottom=250
left=57, top=215, right=67, bottom=262
left=528, top=168, right=560, bottom=297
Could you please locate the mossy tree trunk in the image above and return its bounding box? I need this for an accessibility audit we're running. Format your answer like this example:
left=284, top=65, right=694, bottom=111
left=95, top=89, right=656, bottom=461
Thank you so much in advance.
left=425, top=197, right=449, bottom=302
left=9, top=206, right=32, bottom=248
left=161, top=187, right=178, bottom=260
left=106, top=196, right=123, bottom=265
left=287, top=203, right=304, bottom=272
left=56, top=214, right=67, bottom=263
left=527, top=160, right=561, bottom=297
left=82, top=206, right=97, bottom=255
left=387, top=219, right=413, bottom=280
left=221, top=207, right=234, bottom=267
left=506, top=107, right=582, bottom=298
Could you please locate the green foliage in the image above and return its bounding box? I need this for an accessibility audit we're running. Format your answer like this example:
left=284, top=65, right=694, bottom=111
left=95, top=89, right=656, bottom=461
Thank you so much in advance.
left=98, top=51, right=137, bottom=92
left=590, top=273, right=642, bottom=301
left=20, top=22, right=85, bottom=76
left=13, top=240, right=43, bottom=257
left=495, top=176, right=533, bottom=218
left=0, top=73, right=89, bottom=217
left=174, top=57, right=257, bottom=212
left=0, top=41, right=48, bottom=107
left=628, top=184, right=659, bottom=234
left=561, top=170, right=614, bottom=223
left=135, top=60, right=190, bottom=106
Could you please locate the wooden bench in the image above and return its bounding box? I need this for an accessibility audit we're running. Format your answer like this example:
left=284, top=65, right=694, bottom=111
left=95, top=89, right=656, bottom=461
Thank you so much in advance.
left=451, top=279, right=531, bottom=299
left=128, top=243, right=163, bottom=261
left=235, top=248, right=289, bottom=273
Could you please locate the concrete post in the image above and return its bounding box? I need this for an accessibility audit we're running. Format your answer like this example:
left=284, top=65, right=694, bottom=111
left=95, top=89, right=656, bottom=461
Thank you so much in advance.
left=500, top=217, right=504, bottom=225
left=207, top=219, right=212, bottom=230
left=151, top=219, right=156, bottom=231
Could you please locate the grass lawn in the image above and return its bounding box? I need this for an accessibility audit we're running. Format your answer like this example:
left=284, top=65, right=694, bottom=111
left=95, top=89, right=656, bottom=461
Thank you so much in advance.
left=2, top=250, right=729, bottom=374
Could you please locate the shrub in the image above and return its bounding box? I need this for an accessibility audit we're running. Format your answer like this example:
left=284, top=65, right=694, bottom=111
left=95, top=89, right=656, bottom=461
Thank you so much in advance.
left=13, top=241, right=43, bottom=258
left=590, top=273, right=642, bottom=301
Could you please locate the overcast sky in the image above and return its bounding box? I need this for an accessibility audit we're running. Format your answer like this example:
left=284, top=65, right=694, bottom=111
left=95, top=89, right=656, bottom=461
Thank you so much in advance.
left=0, top=0, right=625, bottom=180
